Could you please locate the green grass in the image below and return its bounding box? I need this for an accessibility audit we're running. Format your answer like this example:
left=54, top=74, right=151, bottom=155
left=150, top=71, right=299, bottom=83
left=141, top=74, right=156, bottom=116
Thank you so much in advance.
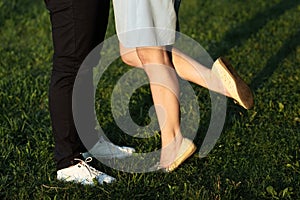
left=1, top=0, right=299, bottom=199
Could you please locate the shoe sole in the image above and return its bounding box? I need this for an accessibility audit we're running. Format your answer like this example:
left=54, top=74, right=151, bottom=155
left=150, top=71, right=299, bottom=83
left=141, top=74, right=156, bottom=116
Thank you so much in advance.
left=214, top=57, right=254, bottom=109
left=162, top=138, right=196, bottom=173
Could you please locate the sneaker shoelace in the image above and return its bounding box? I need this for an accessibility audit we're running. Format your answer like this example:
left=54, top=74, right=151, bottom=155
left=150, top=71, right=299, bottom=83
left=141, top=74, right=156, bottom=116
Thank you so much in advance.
left=74, top=157, right=101, bottom=178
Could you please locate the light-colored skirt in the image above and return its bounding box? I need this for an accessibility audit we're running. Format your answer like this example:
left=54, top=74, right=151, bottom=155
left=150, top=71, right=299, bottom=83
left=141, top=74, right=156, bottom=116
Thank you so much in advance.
left=113, top=0, right=179, bottom=48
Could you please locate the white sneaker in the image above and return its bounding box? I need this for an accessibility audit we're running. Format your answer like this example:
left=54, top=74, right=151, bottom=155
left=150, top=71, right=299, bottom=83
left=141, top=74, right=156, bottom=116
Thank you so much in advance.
left=82, top=139, right=135, bottom=159
left=57, top=157, right=116, bottom=185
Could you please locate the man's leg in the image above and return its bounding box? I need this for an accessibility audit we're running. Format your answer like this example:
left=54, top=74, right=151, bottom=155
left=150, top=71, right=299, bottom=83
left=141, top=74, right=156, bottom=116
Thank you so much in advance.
left=45, top=0, right=110, bottom=170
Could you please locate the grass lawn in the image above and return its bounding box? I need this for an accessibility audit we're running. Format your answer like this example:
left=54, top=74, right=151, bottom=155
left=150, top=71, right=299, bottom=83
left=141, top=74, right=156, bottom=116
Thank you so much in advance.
left=0, top=0, right=299, bottom=199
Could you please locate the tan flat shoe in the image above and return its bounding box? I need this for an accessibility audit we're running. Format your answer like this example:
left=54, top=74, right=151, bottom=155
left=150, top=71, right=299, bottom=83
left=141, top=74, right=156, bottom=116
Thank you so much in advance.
left=212, top=57, right=254, bottom=109
left=162, top=138, right=196, bottom=173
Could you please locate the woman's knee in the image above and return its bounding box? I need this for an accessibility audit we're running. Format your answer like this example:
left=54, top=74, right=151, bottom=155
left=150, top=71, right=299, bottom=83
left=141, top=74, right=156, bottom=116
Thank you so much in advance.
left=119, top=46, right=143, bottom=67
left=120, top=53, right=135, bottom=66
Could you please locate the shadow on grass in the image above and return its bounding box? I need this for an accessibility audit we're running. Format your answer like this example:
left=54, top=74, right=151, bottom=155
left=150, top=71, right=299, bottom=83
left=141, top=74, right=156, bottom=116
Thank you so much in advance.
left=250, top=30, right=300, bottom=91
left=210, top=0, right=300, bottom=58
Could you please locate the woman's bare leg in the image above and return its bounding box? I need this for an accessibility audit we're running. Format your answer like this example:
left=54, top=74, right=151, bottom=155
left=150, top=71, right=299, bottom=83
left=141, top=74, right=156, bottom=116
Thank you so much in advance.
left=136, top=47, right=184, bottom=167
left=120, top=44, right=183, bottom=167
left=120, top=44, right=229, bottom=97
left=171, top=48, right=253, bottom=109
left=171, top=48, right=229, bottom=96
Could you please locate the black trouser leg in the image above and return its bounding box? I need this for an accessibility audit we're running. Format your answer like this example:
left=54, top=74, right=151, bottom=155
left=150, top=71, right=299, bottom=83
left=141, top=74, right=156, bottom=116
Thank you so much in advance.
left=45, top=0, right=110, bottom=170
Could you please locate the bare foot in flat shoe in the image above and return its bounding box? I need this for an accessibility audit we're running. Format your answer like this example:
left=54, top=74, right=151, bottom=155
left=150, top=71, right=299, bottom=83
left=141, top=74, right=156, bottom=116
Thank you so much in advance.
left=212, top=57, right=254, bottom=109
left=161, top=138, right=196, bottom=172
left=159, top=136, right=183, bottom=168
